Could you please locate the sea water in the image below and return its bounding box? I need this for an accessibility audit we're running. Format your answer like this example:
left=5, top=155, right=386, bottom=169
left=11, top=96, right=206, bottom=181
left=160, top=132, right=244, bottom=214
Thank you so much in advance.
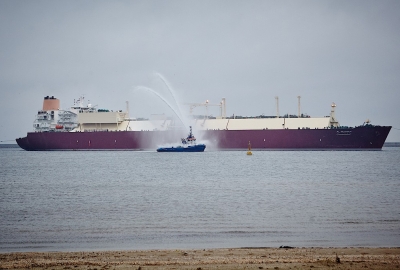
left=1, top=148, right=399, bottom=252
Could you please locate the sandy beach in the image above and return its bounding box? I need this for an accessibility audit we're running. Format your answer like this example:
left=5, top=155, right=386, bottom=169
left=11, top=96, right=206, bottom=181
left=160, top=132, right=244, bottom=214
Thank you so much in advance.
left=1, top=247, right=399, bottom=270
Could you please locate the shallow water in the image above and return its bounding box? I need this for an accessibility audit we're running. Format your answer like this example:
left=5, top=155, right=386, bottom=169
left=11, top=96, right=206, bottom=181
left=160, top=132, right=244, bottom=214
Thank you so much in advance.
left=1, top=148, right=399, bottom=252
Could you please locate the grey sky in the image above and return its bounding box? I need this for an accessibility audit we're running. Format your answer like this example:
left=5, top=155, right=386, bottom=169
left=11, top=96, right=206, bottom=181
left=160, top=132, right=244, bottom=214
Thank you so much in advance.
left=1, top=0, right=399, bottom=143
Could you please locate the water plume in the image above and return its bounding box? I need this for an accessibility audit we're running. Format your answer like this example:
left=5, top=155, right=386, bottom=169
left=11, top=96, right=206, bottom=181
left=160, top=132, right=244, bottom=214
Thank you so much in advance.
left=154, top=72, right=185, bottom=121
left=133, top=85, right=186, bottom=127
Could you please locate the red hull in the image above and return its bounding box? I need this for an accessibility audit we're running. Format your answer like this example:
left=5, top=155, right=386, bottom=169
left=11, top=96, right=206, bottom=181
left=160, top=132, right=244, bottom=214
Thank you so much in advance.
left=16, top=126, right=391, bottom=151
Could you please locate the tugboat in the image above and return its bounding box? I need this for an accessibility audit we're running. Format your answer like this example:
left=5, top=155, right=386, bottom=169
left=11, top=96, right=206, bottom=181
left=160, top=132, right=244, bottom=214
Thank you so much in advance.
left=157, top=126, right=206, bottom=152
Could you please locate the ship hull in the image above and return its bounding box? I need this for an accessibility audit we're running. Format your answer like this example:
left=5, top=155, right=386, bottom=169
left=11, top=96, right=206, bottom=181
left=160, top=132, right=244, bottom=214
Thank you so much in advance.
left=16, top=126, right=391, bottom=151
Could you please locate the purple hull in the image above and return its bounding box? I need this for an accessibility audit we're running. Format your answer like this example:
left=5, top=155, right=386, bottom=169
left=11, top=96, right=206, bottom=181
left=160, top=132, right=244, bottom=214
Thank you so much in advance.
left=16, top=125, right=391, bottom=151
left=202, top=126, right=391, bottom=150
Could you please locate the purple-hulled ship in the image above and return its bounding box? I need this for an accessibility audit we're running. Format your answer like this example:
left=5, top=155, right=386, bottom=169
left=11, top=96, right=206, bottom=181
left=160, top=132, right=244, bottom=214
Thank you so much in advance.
left=16, top=96, right=391, bottom=151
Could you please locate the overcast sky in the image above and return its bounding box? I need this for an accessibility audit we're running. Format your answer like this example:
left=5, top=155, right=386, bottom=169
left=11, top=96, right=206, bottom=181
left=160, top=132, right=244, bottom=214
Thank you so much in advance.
left=1, top=0, right=399, bottom=143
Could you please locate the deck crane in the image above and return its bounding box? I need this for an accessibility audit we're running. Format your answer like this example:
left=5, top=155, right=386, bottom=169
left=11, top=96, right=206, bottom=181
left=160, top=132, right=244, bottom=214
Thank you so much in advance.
left=184, top=98, right=226, bottom=119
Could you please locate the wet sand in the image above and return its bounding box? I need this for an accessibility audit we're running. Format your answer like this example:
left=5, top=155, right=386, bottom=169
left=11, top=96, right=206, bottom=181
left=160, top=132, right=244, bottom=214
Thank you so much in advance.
left=1, top=247, right=399, bottom=269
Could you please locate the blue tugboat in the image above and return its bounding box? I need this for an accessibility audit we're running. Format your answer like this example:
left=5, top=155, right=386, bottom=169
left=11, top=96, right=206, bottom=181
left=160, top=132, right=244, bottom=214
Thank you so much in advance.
left=157, top=126, right=206, bottom=152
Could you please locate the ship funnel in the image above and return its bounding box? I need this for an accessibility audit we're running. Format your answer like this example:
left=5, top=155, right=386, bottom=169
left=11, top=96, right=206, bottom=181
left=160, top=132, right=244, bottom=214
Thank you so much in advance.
left=42, top=96, right=60, bottom=111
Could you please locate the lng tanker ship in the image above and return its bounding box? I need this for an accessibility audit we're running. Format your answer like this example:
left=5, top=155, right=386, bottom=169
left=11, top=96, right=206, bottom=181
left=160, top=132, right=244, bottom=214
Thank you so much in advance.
left=16, top=96, right=391, bottom=151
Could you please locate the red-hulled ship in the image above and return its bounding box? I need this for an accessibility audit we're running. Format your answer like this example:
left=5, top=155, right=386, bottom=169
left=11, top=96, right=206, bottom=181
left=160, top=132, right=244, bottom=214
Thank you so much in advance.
left=16, top=96, right=391, bottom=151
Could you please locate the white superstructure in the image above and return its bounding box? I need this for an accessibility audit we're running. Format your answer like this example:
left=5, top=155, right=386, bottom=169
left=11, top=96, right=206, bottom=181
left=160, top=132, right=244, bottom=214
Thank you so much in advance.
left=33, top=96, right=78, bottom=132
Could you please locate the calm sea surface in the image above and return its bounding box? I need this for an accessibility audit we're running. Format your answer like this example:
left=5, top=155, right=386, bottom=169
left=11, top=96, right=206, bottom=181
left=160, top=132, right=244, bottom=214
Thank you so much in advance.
left=1, top=148, right=399, bottom=252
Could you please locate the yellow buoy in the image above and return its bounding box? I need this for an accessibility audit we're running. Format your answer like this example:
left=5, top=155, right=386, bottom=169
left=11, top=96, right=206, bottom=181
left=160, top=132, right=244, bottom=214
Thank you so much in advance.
left=247, top=141, right=252, bottom=155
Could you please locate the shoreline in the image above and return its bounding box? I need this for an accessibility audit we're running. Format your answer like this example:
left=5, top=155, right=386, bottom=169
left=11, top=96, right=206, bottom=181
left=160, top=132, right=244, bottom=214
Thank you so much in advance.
left=1, top=247, right=399, bottom=270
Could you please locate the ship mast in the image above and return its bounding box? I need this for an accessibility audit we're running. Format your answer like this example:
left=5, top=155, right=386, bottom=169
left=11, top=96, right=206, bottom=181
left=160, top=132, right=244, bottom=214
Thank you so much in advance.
left=275, top=96, right=279, bottom=118
left=221, top=98, right=226, bottom=119
left=297, top=96, right=301, bottom=117
left=329, top=102, right=339, bottom=127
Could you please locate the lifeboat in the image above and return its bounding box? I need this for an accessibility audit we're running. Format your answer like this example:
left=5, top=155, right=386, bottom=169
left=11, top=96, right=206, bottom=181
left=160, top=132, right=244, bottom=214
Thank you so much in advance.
left=55, top=125, right=63, bottom=129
